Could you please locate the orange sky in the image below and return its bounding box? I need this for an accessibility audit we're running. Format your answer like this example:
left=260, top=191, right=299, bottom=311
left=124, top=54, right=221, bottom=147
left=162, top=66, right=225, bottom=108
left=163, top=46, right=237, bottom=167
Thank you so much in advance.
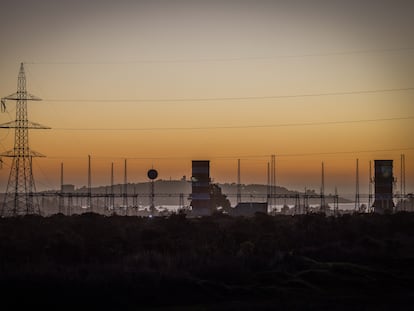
left=1, top=0, right=413, bottom=196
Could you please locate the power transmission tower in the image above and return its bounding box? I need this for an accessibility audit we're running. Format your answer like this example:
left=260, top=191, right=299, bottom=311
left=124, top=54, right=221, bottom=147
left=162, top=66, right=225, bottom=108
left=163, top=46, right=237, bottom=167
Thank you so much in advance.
left=1, top=63, right=50, bottom=216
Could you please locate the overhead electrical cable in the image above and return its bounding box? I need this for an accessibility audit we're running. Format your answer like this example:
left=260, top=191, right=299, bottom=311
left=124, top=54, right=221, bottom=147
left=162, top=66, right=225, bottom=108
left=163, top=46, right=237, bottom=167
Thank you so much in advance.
left=45, top=146, right=414, bottom=160
left=24, top=47, right=414, bottom=64
left=51, top=116, right=414, bottom=131
left=42, top=87, right=414, bottom=103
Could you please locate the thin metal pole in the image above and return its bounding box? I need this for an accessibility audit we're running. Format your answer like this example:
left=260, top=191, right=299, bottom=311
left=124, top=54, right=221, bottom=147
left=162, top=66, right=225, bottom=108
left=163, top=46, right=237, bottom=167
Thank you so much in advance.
left=321, top=162, right=325, bottom=210
left=123, top=159, right=127, bottom=211
left=59, top=162, right=64, bottom=214
left=111, top=162, right=115, bottom=214
left=237, top=159, right=241, bottom=204
left=355, top=158, right=360, bottom=211
left=267, top=162, right=270, bottom=205
left=88, top=155, right=92, bottom=211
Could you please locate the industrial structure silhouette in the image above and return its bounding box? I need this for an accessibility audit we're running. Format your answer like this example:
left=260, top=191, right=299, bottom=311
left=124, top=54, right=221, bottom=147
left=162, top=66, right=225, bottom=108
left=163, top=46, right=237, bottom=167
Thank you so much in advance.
left=1, top=63, right=50, bottom=216
left=0, top=63, right=412, bottom=217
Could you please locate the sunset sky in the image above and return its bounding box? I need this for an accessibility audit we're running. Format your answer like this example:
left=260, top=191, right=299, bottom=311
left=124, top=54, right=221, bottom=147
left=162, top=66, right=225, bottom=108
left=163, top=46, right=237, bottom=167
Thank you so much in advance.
left=0, top=0, right=413, bottom=197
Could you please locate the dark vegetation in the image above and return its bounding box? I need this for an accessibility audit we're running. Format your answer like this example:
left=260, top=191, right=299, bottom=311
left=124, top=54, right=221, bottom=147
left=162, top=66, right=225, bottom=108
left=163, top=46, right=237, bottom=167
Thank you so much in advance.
left=1, top=212, right=414, bottom=310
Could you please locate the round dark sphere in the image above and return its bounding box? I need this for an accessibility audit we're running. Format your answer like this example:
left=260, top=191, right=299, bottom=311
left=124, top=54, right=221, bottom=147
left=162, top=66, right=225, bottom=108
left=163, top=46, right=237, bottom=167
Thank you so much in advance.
left=147, top=169, right=158, bottom=180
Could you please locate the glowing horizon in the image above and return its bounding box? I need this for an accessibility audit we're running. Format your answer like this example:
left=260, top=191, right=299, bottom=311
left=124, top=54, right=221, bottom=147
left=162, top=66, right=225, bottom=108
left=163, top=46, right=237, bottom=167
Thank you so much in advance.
left=1, top=0, right=413, bottom=196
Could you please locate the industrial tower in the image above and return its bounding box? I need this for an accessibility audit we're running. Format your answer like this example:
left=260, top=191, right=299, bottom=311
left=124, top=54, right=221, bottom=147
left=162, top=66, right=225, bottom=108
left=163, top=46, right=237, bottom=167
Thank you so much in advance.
left=0, top=63, right=50, bottom=216
left=373, top=160, right=394, bottom=213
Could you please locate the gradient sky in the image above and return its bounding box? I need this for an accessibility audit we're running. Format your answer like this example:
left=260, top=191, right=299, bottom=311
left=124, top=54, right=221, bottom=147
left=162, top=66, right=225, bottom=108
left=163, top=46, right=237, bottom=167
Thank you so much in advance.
left=0, top=0, right=413, bottom=197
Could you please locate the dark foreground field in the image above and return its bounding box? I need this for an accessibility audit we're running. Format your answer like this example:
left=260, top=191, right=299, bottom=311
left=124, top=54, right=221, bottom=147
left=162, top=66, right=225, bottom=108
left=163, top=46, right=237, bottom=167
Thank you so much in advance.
left=1, top=212, right=414, bottom=310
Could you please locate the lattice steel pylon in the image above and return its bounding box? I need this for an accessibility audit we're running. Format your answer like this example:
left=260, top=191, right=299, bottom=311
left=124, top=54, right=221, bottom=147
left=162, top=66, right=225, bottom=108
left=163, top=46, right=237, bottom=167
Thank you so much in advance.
left=1, top=63, right=50, bottom=216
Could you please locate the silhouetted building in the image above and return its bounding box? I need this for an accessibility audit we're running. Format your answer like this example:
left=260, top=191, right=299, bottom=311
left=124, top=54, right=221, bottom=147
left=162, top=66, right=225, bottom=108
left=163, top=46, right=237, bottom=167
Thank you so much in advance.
left=231, top=202, right=267, bottom=217
left=191, top=160, right=212, bottom=216
left=373, top=160, right=394, bottom=213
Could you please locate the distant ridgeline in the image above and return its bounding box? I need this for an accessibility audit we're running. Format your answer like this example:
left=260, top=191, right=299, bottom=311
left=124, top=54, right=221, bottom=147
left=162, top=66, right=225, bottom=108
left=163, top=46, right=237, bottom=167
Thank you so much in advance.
left=40, top=180, right=351, bottom=206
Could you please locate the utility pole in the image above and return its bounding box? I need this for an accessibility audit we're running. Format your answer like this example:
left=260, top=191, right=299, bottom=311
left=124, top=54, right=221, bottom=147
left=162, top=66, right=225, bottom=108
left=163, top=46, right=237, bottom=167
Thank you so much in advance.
left=1, top=63, right=50, bottom=216
left=123, top=158, right=128, bottom=213
left=320, top=162, right=326, bottom=211
left=267, top=162, right=270, bottom=205
left=87, top=155, right=92, bottom=211
left=237, top=159, right=241, bottom=204
left=111, top=162, right=115, bottom=213
left=270, top=155, right=276, bottom=209
left=400, top=154, right=406, bottom=210
left=355, top=158, right=360, bottom=211
left=59, top=162, right=64, bottom=214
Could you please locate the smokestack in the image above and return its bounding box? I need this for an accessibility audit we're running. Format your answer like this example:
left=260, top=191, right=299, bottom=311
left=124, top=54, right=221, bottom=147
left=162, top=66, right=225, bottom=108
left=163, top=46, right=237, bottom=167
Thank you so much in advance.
left=373, top=160, right=394, bottom=213
left=191, top=160, right=211, bottom=216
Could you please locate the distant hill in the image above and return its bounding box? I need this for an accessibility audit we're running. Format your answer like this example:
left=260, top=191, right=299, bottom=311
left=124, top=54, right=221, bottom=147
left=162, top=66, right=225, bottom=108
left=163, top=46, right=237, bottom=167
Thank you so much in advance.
left=68, top=180, right=351, bottom=206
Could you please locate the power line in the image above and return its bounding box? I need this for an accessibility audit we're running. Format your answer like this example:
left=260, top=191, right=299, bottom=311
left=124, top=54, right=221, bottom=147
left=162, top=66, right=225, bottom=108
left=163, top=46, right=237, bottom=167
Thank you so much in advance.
left=276, top=147, right=414, bottom=158
left=52, top=116, right=414, bottom=131
left=44, top=146, right=414, bottom=161
left=41, top=87, right=414, bottom=103
left=24, top=47, right=414, bottom=64
left=10, top=64, right=414, bottom=108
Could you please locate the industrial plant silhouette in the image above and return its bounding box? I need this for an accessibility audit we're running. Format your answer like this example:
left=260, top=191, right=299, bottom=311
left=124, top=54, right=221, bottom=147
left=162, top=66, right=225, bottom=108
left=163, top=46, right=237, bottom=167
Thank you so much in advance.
left=1, top=63, right=414, bottom=310
left=1, top=63, right=412, bottom=217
